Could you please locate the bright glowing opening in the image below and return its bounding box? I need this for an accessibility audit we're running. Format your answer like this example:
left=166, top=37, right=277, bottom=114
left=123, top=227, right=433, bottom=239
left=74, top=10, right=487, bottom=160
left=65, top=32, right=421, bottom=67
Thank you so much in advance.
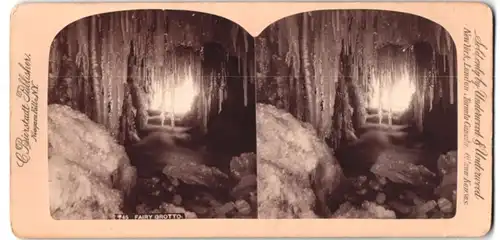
left=369, top=77, right=416, bottom=113
left=150, top=79, right=198, bottom=116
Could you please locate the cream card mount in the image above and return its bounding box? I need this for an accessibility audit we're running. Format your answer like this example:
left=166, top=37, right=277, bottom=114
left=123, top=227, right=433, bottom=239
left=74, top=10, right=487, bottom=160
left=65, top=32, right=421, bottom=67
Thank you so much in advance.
left=10, top=2, right=493, bottom=238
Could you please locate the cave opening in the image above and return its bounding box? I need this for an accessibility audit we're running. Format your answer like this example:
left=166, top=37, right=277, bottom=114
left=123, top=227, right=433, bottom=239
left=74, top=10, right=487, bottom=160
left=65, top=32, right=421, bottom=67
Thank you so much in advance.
left=368, top=44, right=416, bottom=116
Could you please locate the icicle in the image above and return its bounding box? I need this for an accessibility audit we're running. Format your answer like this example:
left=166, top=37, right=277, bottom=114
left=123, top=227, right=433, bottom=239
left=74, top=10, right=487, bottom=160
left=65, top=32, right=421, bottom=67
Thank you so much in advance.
left=237, top=53, right=241, bottom=74
left=437, top=26, right=444, bottom=54
left=309, top=12, right=315, bottom=32
left=102, top=16, right=111, bottom=128
left=336, top=11, right=340, bottom=32
left=317, top=12, right=328, bottom=134
left=422, top=66, right=429, bottom=121
left=170, top=78, right=175, bottom=128
left=302, top=12, right=316, bottom=124
left=209, top=72, right=213, bottom=116
left=231, top=25, right=238, bottom=53
left=171, top=51, right=177, bottom=128
left=429, top=75, right=434, bottom=112
left=449, top=53, right=454, bottom=104
left=125, top=11, right=130, bottom=35
left=243, top=55, right=248, bottom=107
left=445, top=31, right=453, bottom=52
left=276, top=25, right=287, bottom=56
left=443, top=54, right=447, bottom=72
left=244, top=31, right=249, bottom=53
left=388, top=84, right=393, bottom=126
left=204, top=85, right=208, bottom=132
left=218, top=82, right=223, bottom=113
left=377, top=80, right=383, bottom=125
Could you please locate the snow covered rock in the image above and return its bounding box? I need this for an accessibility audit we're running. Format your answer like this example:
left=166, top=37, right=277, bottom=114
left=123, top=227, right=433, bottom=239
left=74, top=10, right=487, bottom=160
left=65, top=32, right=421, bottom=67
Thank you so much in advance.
left=48, top=104, right=137, bottom=219
left=333, top=201, right=396, bottom=219
left=256, top=103, right=345, bottom=218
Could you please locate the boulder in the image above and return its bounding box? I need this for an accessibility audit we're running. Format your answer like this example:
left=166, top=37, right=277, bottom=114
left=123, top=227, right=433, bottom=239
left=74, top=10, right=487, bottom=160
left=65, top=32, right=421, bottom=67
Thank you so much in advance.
left=127, top=130, right=230, bottom=190
left=162, top=161, right=230, bottom=190
left=49, top=156, right=124, bottom=219
left=415, top=200, right=437, bottom=216
left=231, top=174, right=257, bottom=199
left=437, top=151, right=457, bottom=176
left=435, top=171, right=458, bottom=200
left=161, top=203, right=197, bottom=219
left=333, top=201, right=396, bottom=219
left=437, top=198, right=454, bottom=213
left=215, top=202, right=236, bottom=217
left=387, top=200, right=413, bottom=215
left=256, top=104, right=345, bottom=218
left=234, top=200, right=252, bottom=215
left=230, top=152, right=257, bottom=180
left=136, top=203, right=197, bottom=219
left=48, top=104, right=137, bottom=219
left=370, top=148, right=436, bottom=187
left=435, top=151, right=458, bottom=201
left=375, top=192, right=386, bottom=204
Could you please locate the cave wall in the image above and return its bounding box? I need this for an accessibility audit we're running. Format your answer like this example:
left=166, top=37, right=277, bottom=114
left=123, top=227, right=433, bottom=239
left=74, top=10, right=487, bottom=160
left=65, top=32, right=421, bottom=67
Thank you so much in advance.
left=255, top=10, right=457, bottom=150
left=415, top=42, right=458, bottom=153
left=48, top=10, right=255, bottom=144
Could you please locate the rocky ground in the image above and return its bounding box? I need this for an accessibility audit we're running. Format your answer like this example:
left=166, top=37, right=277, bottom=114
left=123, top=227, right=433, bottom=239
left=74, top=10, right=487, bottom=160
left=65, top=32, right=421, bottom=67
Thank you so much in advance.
left=330, top=111, right=458, bottom=220
left=334, top=150, right=457, bottom=218
left=331, top=135, right=457, bottom=219
left=48, top=102, right=456, bottom=220
left=48, top=103, right=257, bottom=219
left=131, top=152, right=257, bottom=218
left=256, top=103, right=457, bottom=219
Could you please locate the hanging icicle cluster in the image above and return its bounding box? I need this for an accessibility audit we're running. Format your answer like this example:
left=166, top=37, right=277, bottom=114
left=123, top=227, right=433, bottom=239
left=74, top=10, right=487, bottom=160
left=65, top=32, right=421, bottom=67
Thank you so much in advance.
left=256, top=10, right=457, bottom=144
left=48, top=10, right=254, bottom=140
left=48, top=9, right=456, bottom=146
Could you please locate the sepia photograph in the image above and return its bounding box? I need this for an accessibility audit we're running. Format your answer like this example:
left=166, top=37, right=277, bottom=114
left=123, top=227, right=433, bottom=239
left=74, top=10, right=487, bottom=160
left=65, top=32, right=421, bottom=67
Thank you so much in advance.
left=47, top=10, right=257, bottom=219
left=9, top=1, right=494, bottom=238
left=255, top=10, right=458, bottom=219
